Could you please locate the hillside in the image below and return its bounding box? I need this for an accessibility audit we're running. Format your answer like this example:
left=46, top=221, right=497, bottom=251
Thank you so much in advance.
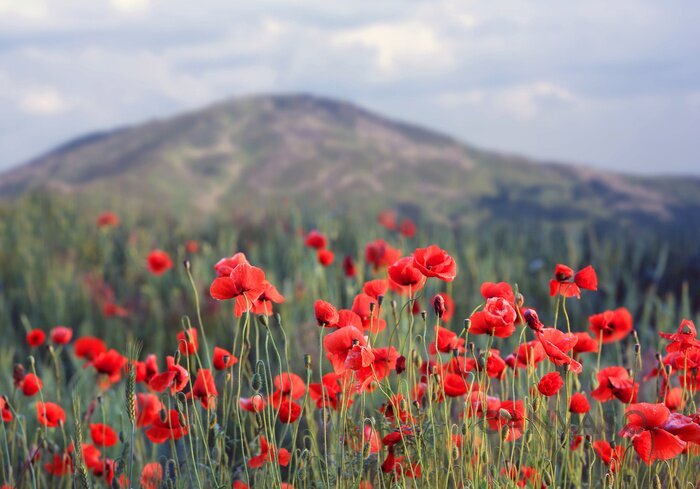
left=1, top=93, right=699, bottom=227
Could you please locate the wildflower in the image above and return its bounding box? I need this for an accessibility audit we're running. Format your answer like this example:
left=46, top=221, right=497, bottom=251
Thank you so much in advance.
left=90, top=423, right=118, bottom=447
left=26, top=329, right=46, bottom=347
left=147, top=250, right=173, bottom=275
left=185, top=240, right=199, bottom=254
left=90, top=349, right=128, bottom=384
left=413, top=245, right=457, bottom=282
left=136, top=393, right=163, bottom=428
left=592, top=440, right=625, bottom=472
left=365, top=239, right=402, bottom=271
left=591, top=366, right=639, bottom=403
left=535, top=328, right=582, bottom=373
left=249, top=436, right=290, bottom=469
left=239, top=395, right=266, bottom=413
left=469, top=298, right=517, bottom=338
left=214, top=252, right=249, bottom=277
left=317, top=248, right=334, bottom=266
left=145, top=410, right=188, bottom=443
left=388, top=256, right=426, bottom=294
left=588, top=307, right=633, bottom=344
left=148, top=356, right=189, bottom=394
left=497, top=400, right=526, bottom=441
left=549, top=264, right=597, bottom=298
left=96, top=211, right=120, bottom=227
left=250, top=282, right=285, bottom=315
left=45, top=452, right=73, bottom=476
left=50, top=326, right=73, bottom=345
left=74, top=336, right=107, bottom=361
left=177, top=328, right=198, bottom=355
left=537, top=372, right=564, bottom=397
left=36, top=402, right=66, bottom=428
left=342, top=255, right=356, bottom=277
left=569, top=393, right=591, bottom=413
left=304, top=230, right=327, bottom=250
left=480, top=282, right=515, bottom=305
left=429, top=326, right=465, bottom=354
left=210, top=263, right=268, bottom=317
left=355, top=346, right=399, bottom=391
left=188, top=369, right=218, bottom=409
left=213, top=346, right=238, bottom=370
left=363, top=279, right=388, bottom=299
left=659, top=319, right=700, bottom=353
left=620, top=403, right=685, bottom=464
left=662, top=412, right=700, bottom=444
left=572, top=332, right=599, bottom=354
left=309, top=373, right=349, bottom=411
left=140, top=462, right=163, bottom=489
left=20, top=373, right=43, bottom=397
left=323, top=326, right=367, bottom=374
left=399, top=218, right=416, bottom=238
left=351, top=293, right=386, bottom=333
left=664, top=387, right=685, bottom=411
left=1, top=397, right=12, bottom=422
left=314, top=299, right=339, bottom=327
left=377, top=209, right=397, bottom=231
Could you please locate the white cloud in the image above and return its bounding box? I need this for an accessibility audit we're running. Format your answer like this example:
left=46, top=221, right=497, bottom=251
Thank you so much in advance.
left=110, top=0, right=150, bottom=14
left=19, top=87, right=68, bottom=114
left=0, top=0, right=48, bottom=20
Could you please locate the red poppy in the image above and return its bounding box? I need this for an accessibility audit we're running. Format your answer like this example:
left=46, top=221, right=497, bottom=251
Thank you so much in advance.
left=315, top=299, right=339, bottom=327
left=506, top=340, right=547, bottom=370
left=239, top=395, right=266, bottom=413
left=535, top=328, right=582, bottom=374
left=36, top=402, right=66, bottom=428
left=399, top=218, right=416, bottom=238
left=317, top=248, right=334, bottom=266
left=213, top=347, right=238, bottom=370
left=662, top=412, right=700, bottom=444
left=26, top=329, right=46, bottom=347
left=549, top=264, right=597, bottom=298
left=74, top=336, right=107, bottom=361
left=90, top=349, right=128, bottom=384
left=480, top=282, right=515, bottom=304
left=96, top=211, right=120, bottom=228
left=102, top=302, right=129, bottom=318
left=1, top=397, right=12, bottom=422
left=149, top=356, right=189, bottom=394
left=351, top=293, right=386, bottom=333
left=569, top=393, right=591, bottom=413
left=381, top=452, right=421, bottom=479
left=412, top=245, right=457, bottom=282
left=355, top=346, right=399, bottom=391
left=337, top=309, right=363, bottom=329
left=214, top=252, right=249, bottom=277
left=147, top=250, right=173, bottom=275
left=177, top=329, right=198, bottom=355
left=185, top=240, right=199, bottom=254
left=388, top=256, right=426, bottom=294
left=50, top=326, right=73, bottom=344
left=188, top=369, right=218, bottom=409
left=309, top=373, right=349, bottom=411
left=377, top=210, right=397, bottom=231
left=45, top=452, right=73, bottom=476
left=379, top=394, right=413, bottom=424
left=323, top=326, right=367, bottom=374
left=90, top=423, right=118, bottom=447
left=365, top=239, right=402, bottom=271
left=572, top=332, right=599, bottom=354
left=664, top=387, right=685, bottom=411
left=209, top=263, right=268, bottom=317
left=589, top=308, right=633, bottom=344
left=304, top=230, right=328, bottom=250
left=592, top=440, right=625, bottom=472
left=140, top=462, right=163, bottom=489
left=20, top=373, right=43, bottom=397
left=250, top=282, right=285, bottom=315
left=136, top=393, right=163, bottom=428
left=429, top=326, right=465, bottom=355
left=469, top=298, right=517, bottom=338
left=363, top=279, right=388, bottom=299
left=248, top=436, right=290, bottom=469
left=659, top=319, right=700, bottom=353
left=590, top=366, right=638, bottom=403
left=442, top=374, right=473, bottom=397
left=273, top=373, right=306, bottom=400
left=432, top=293, right=454, bottom=322
left=145, top=409, right=188, bottom=443
left=537, top=372, right=564, bottom=397
left=497, top=400, right=526, bottom=441
left=620, top=403, right=685, bottom=464
left=342, top=255, right=356, bottom=277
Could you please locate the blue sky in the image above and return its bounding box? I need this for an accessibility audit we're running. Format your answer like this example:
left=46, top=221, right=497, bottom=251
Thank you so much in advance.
left=1, top=0, right=698, bottom=174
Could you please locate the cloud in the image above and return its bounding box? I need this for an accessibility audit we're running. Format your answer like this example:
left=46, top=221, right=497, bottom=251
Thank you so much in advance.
left=110, top=0, right=150, bottom=14
left=19, top=87, right=68, bottom=114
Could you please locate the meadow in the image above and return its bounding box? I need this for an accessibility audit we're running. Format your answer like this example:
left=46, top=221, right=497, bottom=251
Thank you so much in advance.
left=0, top=194, right=699, bottom=488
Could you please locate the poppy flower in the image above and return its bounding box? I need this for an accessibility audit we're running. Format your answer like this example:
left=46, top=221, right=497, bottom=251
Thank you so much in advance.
left=351, top=293, right=386, bottom=333
left=664, top=387, right=685, bottom=411
left=90, top=423, right=118, bottom=447
left=480, top=282, right=515, bottom=305
left=592, top=440, right=625, bottom=472
left=537, top=372, right=564, bottom=397
left=323, top=326, right=367, bottom=374
left=273, top=373, right=306, bottom=400
left=309, top=373, right=348, bottom=411
left=659, top=319, right=700, bottom=353
left=549, top=264, right=597, bottom=298
left=209, top=263, right=268, bottom=317
left=273, top=397, right=302, bottom=423
left=412, top=245, right=457, bottom=282
left=362, top=279, right=388, bottom=299
left=399, top=218, right=416, bottom=238
left=432, top=293, right=454, bottom=322
left=377, top=210, right=397, bottom=231
left=90, top=349, right=128, bottom=384
left=250, top=282, right=285, bottom=315
left=388, top=256, right=426, bottom=294
left=45, top=452, right=73, bottom=476
left=591, top=366, right=639, bottom=404
left=379, top=394, right=413, bottom=424
left=20, top=373, right=43, bottom=397
left=149, top=356, right=189, bottom=394
left=497, top=400, right=526, bottom=441
left=535, top=328, right=582, bottom=374
left=317, top=249, right=334, bottom=266
left=37, top=402, right=66, bottom=428
left=96, top=211, right=120, bottom=227
left=177, top=329, right=198, bottom=355
left=147, top=250, right=173, bottom=275
left=213, top=347, right=238, bottom=370
left=619, top=403, right=685, bottom=464
left=662, top=412, right=700, bottom=444
left=136, top=393, right=163, bottom=428
left=365, top=239, right=402, bottom=271
left=381, top=452, right=421, bottom=479
left=429, top=326, right=465, bottom=355
left=442, top=374, right=473, bottom=397
left=469, top=298, right=517, bottom=338
left=572, top=332, right=599, bottom=354
left=304, top=230, right=327, bottom=250
left=342, top=255, right=356, bottom=277
left=188, top=369, right=218, bottom=409
left=315, top=300, right=339, bottom=327
left=337, top=310, right=363, bottom=329
left=140, top=462, right=163, bottom=489
left=185, top=240, right=199, bottom=254
left=589, top=308, right=633, bottom=344
left=26, top=329, right=46, bottom=347
left=102, top=302, right=129, bottom=318
left=569, top=393, right=591, bottom=413
left=248, top=436, right=290, bottom=469
left=74, top=336, right=107, bottom=361
left=214, top=252, right=249, bottom=277
left=50, top=326, right=73, bottom=345
left=507, top=340, right=547, bottom=370
left=1, top=397, right=12, bottom=422
left=355, top=346, right=399, bottom=391
left=239, top=395, right=266, bottom=413
left=145, top=410, right=188, bottom=443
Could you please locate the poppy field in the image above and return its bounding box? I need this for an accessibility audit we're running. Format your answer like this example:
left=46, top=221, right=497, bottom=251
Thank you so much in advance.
left=0, top=197, right=699, bottom=488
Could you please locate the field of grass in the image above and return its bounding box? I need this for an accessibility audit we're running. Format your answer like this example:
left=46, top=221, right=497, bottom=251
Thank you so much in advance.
left=0, top=194, right=699, bottom=488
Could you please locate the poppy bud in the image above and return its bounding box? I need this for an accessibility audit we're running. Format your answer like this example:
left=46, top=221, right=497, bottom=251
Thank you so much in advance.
left=420, top=310, right=427, bottom=321
left=468, top=342, right=475, bottom=354
left=585, top=435, right=592, bottom=449
left=13, top=364, right=25, bottom=386
left=275, top=313, right=282, bottom=326
left=377, top=295, right=384, bottom=307
left=173, top=350, right=181, bottom=364
left=304, top=354, right=312, bottom=370
left=369, top=302, right=376, bottom=314
left=251, top=373, right=262, bottom=392
left=498, top=408, right=512, bottom=421
left=452, top=348, right=459, bottom=358
left=463, top=319, right=469, bottom=334
left=160, top=409, right=168, bottom=423
left=432, top=294, right=446, bottom=318
left=257, top=315, right=268, bottom=327
left=183, top=259, right=191, bottom=271
left=634, top=344, right=640, bottom=354
left=523, top=308, right=543, bottom=332
left=119, top=431, right=126, bottom=443
left=516, top=293, right=525, bottom=308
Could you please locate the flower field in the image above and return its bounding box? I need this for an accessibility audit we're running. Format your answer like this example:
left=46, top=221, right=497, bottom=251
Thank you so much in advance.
left=0, top=197, right=699, bottom=488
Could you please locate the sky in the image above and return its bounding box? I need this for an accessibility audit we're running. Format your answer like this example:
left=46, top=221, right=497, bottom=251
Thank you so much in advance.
left=1, top=0, right=699, bottom=175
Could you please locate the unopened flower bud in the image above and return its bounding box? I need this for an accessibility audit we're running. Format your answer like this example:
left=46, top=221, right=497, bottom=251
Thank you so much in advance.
left=432, top=294, right=446, bottom=318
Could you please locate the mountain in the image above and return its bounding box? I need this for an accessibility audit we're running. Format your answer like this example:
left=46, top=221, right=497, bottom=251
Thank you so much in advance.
left=1, top=93, right=699, bottom=227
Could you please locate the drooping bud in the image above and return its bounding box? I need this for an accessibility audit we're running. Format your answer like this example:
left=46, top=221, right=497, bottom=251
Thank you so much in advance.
left=523, top=308, right=543, bottom=332
left=432, top=294, right=446, bottom=318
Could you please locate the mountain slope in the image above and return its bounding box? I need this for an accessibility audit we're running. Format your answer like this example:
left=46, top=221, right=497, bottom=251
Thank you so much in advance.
left=1, top=93, right=699, bottom=226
